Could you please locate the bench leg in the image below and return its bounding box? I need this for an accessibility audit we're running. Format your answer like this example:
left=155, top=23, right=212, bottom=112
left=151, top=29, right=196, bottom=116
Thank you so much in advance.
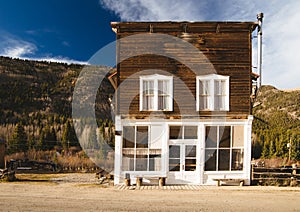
left=136, top=177, right=142, bottom=187
left=216, top=180, right=220, bottom=187
left=239, top=180, right=244, bottom=186
left=125, top=178, right=131, bottom=186
left=159, top=177, right=166, bottom=187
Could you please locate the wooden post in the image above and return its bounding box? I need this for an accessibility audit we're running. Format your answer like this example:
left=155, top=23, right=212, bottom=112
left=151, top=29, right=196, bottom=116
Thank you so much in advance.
left=292, top=164, right=297, bottom=176
left=251, top=163, right=255, bottom=185
left=0, top=140, right=5, bottom=169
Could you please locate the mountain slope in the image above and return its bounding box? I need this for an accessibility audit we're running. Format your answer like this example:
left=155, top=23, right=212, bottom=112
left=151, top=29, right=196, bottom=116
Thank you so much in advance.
left=252, top=85, right=300, bottom=159
left=0, top=56, right=114, bottom=150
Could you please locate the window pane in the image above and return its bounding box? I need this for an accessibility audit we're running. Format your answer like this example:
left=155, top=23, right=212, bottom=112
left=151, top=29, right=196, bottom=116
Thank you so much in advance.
left=199, top=80, right=210, bottom=110
left=136, top=155, right=148, bottom=171
left=122, top=154, right=134, bottom=171
left=204, top=149, right=217, bottom=171
left=143, top=96, right=154, bottom=110
left=199, top=96, right=209, bottom=110
left=184, top=126, right=198, bottom=139
left=214, top=80, right=226, bottom=95
left=123, top=126, right=135, bottom=148
left=214, top=80, right=227, bottom=110
left=158, top=80, right=170, bottom=110
left=219, top=126, right=231, bottom=148
left=158, top=80, right=169, bottom=94
left=218, top=149, right=230, bottom=170
left=205, top=126, right=217, bottom=148
left=233, top=126, right=244, bottom=147
left=149, top=154, right=161, bottom=171
left=199, top=80, right=210, bottom=95
left=158, top=96, right=170, bottom=110
left=231, top=149, right=244, bottom=170
left=214, top=96, right=223, bottom=110
left=143, top=80, right=154, bottom=110
left=136, top=126, right=148, bottom=148
left=150, top=126, right=163, bottom=149
left=169, top=126, right=183, bottom=139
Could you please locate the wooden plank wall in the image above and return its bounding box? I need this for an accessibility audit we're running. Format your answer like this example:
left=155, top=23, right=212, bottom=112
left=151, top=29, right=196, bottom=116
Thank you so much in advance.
left=112, top=22, right=257, bottom=119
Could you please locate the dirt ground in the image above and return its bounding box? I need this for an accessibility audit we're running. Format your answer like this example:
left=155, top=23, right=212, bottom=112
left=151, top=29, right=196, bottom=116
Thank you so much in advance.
left=0, top=173, right=300, bottom=212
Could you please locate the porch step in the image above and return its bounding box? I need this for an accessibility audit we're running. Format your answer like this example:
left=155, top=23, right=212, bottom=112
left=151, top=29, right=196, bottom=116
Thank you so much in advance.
left=115, top=185, right=210, bottom=190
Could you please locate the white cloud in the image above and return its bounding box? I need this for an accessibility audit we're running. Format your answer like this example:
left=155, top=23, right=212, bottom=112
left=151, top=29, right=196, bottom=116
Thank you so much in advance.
left=100, top=0, right=300, bottom=89
left=0, top=32, right=87, bottom=65
left=0, top=35, right=37, bottom=58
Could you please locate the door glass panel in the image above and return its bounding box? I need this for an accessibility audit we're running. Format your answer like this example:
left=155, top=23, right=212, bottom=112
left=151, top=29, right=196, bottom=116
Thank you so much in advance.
left=185, top=159, right=196, bottom=171
left=185, top=145, right=196, bottom=171
left=169, top=145, right=180, bottom=158
left=185, top=145, right=196, bottom=157
left=169, top=159, right=180, bottom=171
left=169, top=145, right=180, bottom=171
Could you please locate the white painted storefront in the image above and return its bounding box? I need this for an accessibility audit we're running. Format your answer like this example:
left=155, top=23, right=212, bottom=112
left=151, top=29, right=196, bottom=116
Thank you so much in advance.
left=114, top=115, right=253, bottom=185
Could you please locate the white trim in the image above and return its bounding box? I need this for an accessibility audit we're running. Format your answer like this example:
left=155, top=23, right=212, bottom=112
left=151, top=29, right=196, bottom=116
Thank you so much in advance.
left=140, top=74, right=173, bottom=111
left=196, top=74, right=230, bottom=111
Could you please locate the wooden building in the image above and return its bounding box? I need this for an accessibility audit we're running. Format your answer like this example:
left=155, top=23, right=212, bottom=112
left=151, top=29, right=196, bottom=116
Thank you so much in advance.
left=111, top=20, right=258, bottom=185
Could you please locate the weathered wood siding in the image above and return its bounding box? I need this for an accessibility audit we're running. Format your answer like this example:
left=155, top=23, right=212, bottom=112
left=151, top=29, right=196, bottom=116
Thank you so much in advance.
left=112, top=22, right=257, bottom=118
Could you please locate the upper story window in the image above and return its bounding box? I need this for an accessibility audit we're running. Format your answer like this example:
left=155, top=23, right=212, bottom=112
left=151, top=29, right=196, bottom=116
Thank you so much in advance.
left=140, top=74, right=173, bottom=111
left=196, top=74, right=229, bottom=111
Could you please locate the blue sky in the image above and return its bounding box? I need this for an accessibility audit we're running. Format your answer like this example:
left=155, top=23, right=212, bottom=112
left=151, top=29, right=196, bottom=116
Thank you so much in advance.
left=0, top=0, right=299, bottom=89
left=0, top=0, right=118, bottom=63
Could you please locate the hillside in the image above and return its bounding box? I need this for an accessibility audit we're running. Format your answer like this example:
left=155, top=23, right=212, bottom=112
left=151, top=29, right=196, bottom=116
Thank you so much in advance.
left=0, top=56, right=114, bottom=153
left=252, top=85, right=300, bottom=159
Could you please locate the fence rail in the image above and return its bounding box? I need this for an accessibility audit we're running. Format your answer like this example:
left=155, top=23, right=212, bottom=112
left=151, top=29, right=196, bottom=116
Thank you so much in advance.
left=251, top=165, right=300, bottom=186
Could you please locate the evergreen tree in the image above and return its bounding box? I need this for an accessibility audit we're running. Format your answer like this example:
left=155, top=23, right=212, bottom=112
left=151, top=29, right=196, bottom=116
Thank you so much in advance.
left=61, top=121, right=79, bottom=149
left=39, top=125, right=57, bottom=150
left=261, top=135, right=269, bottom=158
left=8, top=123, right=27, bottom=154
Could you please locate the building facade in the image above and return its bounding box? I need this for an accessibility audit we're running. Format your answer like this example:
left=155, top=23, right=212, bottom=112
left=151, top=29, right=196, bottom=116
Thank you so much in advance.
left=111, top=21, right=257, bottom=185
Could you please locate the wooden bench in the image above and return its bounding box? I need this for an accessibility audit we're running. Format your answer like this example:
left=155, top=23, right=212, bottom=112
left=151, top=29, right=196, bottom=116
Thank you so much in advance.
left=124, top=173, right=166, bottom=187
left=213, top=178, right=245, bottom=186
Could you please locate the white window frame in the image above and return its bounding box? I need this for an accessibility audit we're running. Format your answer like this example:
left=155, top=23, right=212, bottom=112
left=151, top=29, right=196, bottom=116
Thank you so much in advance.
left=204, top=125, right=244, bottom=172
left=140, top=74, right=173, bottom=111
left=196, top=74, right=230, bottom=111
